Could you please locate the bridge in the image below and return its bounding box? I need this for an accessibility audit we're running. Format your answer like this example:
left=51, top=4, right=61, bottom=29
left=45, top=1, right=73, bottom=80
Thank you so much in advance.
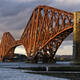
left=0, top=5, right=73, bottom=61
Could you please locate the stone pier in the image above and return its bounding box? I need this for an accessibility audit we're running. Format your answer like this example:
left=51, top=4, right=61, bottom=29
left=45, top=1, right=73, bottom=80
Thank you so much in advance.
left=73, top=12, right=80, bottom=64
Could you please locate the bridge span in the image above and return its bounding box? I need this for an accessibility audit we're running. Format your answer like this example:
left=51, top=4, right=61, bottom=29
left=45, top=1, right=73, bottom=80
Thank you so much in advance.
left=0, top=5, right=73, bottom=62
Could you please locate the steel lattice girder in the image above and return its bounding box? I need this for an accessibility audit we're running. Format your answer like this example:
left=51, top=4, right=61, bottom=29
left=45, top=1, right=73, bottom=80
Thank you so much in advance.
left=0, top=5, right=73, bottom=61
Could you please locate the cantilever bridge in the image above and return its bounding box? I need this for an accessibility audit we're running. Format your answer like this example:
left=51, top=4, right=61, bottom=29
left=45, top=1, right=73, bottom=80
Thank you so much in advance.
left=0, top=5, right=73, bottom=61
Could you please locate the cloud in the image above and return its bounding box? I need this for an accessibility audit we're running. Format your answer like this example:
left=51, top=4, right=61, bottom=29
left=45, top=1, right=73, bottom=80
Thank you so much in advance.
left=49, top=0, right=80, bottom=12
left=56, top=0, right=80, bottom=4
left=6, top=0, right=36, bottom=3
left=0, top=0, right=52, bottom=39
left=0, top=0, right=80, bottom=40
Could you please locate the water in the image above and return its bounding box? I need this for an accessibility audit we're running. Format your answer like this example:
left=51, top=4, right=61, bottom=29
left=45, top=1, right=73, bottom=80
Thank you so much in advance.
left=0, top=62, right=69, bottom=80
left=0, top=41, right=73, bottom=80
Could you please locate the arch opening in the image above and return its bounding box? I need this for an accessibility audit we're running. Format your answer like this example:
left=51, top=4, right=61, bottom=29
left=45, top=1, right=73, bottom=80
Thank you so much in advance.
left=56, top=33, right=73, bottom=56
left=56, top=40, right=73, bottom=56
left=56, top=33, right=73, bottom=61
left=14, top=45, right=27, bottom=56
left=3, top=45, right=27, bottom=62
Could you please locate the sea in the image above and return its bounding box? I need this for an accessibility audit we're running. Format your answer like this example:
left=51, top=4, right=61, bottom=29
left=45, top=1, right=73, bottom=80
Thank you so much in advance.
left=0, top=62, right=69, bottom=80
left=0, top=41, right=73, bottom=80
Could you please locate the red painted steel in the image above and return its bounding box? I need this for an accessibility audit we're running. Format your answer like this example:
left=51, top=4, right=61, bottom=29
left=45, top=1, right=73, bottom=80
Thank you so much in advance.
left=0, top=5, right=73, bottom=61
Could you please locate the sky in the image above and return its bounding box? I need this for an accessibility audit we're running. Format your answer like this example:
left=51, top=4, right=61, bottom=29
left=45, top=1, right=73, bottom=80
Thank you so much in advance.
left=0, top=0, right=80, bottom=55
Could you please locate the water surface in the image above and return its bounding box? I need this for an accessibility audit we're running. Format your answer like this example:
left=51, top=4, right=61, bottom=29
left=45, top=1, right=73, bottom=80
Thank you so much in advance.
left=0, top=62, right=69, bottom=80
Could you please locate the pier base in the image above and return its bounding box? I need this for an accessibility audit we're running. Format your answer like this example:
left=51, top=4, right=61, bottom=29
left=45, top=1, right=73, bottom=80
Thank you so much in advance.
left=72, top=12, right=80, bottom=64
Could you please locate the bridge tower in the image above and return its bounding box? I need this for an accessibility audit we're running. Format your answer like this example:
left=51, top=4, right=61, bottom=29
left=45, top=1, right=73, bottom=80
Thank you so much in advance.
left=73, top=12, right=80, bottom=64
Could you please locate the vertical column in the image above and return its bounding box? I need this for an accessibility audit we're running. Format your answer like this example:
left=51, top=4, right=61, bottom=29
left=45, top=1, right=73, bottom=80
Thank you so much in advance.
left=73, top=12, right=80, bottom=64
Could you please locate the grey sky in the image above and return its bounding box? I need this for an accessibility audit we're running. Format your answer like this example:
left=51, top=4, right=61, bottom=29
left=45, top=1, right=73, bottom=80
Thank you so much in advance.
left=0, top=0, right=80, bottom=39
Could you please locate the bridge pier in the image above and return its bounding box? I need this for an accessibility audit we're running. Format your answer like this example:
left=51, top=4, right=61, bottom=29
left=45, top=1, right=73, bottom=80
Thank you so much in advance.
left=72, top=12, right=80, bottom=64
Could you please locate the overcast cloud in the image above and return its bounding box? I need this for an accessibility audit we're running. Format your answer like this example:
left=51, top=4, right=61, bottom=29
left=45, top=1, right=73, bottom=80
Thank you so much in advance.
left=0, top=0, right=80, bottom=39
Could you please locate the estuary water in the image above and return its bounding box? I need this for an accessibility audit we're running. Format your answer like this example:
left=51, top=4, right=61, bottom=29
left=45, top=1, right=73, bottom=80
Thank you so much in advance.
left=0, top=41, right=73, bottom=80
left=0, top=62, right=69, bottom=80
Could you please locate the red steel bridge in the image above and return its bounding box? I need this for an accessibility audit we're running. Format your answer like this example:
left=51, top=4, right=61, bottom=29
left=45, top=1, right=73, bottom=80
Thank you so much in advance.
left=0, top=5, right=73, bottom=61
